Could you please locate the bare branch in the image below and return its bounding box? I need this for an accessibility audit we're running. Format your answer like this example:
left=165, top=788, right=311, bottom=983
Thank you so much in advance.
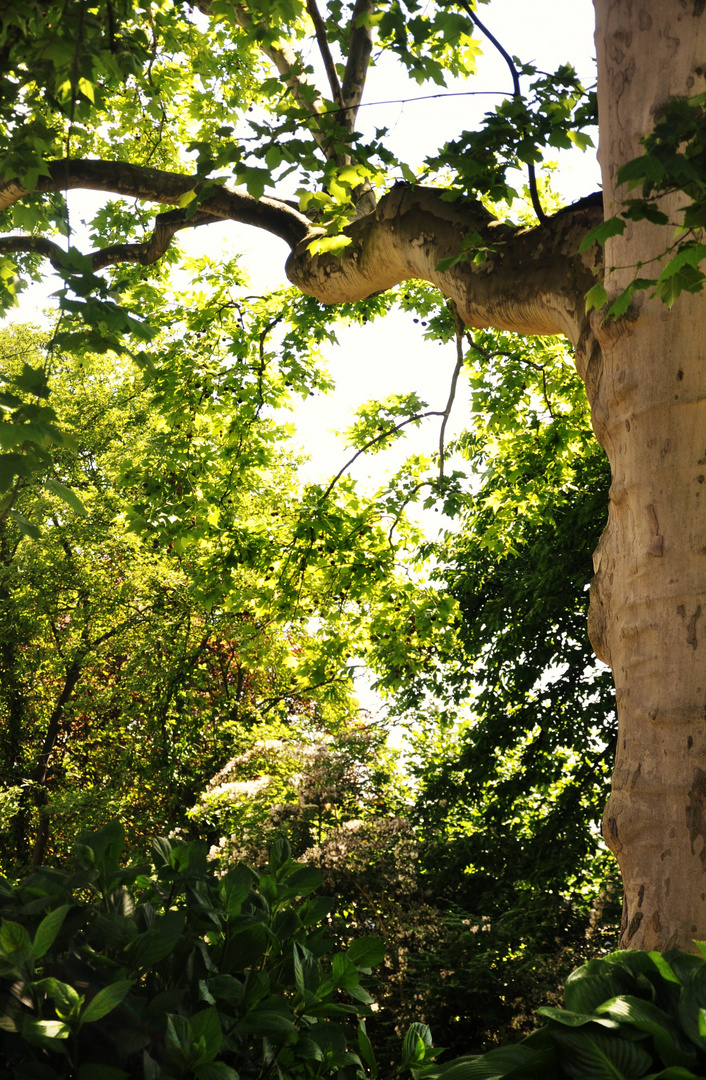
left=0, top=160, right=316, bottom=249
left=341, top=0, right=374, bottom=131
left=306, top=0, right=344, bottom=106
left=439, top=303, right=466, bottom=480
left=319, top=409, right=445, bottom=503
left=457, top=0, right=547, bottom=224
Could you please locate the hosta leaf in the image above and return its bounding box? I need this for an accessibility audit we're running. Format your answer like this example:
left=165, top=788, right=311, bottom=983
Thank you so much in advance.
left=553, top=1027, right=653, bottom=1080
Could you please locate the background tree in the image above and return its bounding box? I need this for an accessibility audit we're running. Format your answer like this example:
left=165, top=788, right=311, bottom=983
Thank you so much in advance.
left=0, top=297, right=432, bottom=873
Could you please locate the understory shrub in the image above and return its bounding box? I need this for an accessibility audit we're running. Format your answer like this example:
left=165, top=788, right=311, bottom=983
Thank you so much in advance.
left=0, top=821, right=382, bottom=1080
left=414, top=946, right=706, bottom=1080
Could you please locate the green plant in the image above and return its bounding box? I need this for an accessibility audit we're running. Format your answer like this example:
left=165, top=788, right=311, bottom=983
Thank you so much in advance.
left=0, top=820, right=382, bottom=1080
left=409, top=947, right=706, bottom=1080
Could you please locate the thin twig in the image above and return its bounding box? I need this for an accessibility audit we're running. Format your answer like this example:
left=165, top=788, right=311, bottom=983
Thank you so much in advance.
left=439, top=303, right=466, bottom=481
left=456, top=0, right=547, bottom=224
left=318, top=410, right=445, bottom=503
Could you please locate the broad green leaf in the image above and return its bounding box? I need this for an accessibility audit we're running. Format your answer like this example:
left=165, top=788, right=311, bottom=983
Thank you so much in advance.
left=537, top=1007, right=619, bottom=1029
left=79, top=979, right=133, bottom=1026
left=32, top=905, right=70, bottom=959
left=552, top=1026, right=653, bottom=1080
left=43, top=478, right=88, bottom=517
left=596, top=996, right=695, bottom=1067
left=22, top=1018, right=71, bottom=1041
left=579, top=217, right=626, bottom=252
left=269, top=837, right=292, bottom=873
left=0, top=919, right=32, bottom=956
left=285, top=865, right=322, bottom=895
left=194, top=1065, right=239, bottom=1080
left=358, top=1020, right=378, bottom=1080
left=77, top=1066, right=130, bottom=1080
left=8, top=509, right=40, bottom=539
left=33, top=977, right=81, bottom=1017
left=190, top=1007, right=222, bottom=1064
left=237, top=1008, right=297, bottom=1036
left=347, top=936, right=385, bottom=970
left=584, top=282, right=608, bottom=314
left=307, top=235, right=353, bottom=257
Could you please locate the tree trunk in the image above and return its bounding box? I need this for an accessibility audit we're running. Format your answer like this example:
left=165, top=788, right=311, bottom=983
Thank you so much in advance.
left=586, top=0, right=706, bottom=950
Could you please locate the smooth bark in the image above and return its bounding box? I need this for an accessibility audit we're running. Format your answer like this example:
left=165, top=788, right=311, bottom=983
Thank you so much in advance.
left=587, top=0, right=706, bottom=950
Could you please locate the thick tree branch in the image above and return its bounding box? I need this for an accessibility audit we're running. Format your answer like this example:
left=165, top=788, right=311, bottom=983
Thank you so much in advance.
left=0, top=209, right=216, bottom=271
left=286, top=187, right=603, bottom=344
left=0, top=159, right=316, bottom=248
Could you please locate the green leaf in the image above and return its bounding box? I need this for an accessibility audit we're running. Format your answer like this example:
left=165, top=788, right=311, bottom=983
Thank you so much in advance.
left=22, top=1018, right=71, bottom=1042
left=0, top=919, right=32, bottom=956
left=194, top=1065, right=239, bottom=1080
left=596, top=997, right=695, bottom=1067
left=358, top=1020, right=378, bottom=1080
left=347, top=936, right=385, bottom=971
left=285, top=865, right=322, bottom=895
left=537, top=1006, right=619, bottom=1029
left=307, top=234, right=353, bottom=257
left=8, top=509, right=40, bottom=539
left=33, top=977, right=81, bottom=1018
left=77, top=1066, right=130, bottom=1080
left=43, top=478, right=88, bottom=517
left=607, top=278, right=656, bottom=319
left=269, top=837, right=292, bottom=873
left=552, top=1026, right=654, bottom=1080
left=190, top=1007, right=222, bottom=1064
left=579, top=216, right=626, bottom=252
left=564, top=965, right=630, bottom=1014
left=79, top=979, right=133, bottom=1026
left=584, top=282, right=608, bottom=314
left=403, top=1023, right=434, bottom=1067
left=32, top=905, right=70, bottom=959
left=237, top=1008, right=297, bottom=1037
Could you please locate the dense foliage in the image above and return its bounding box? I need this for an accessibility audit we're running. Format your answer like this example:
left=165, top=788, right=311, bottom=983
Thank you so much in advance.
left=0, top=822, right=383, bottom=1080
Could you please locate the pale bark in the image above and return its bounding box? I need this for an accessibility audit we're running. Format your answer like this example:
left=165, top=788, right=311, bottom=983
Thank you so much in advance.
left=587, top=0, right=706, bottom=950
left=286, top=187, right=601, bottom=340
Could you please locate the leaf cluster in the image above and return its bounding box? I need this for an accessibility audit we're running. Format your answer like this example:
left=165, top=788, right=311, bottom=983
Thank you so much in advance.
left=582, top=93, right=706, bottom=315
left=425, top=65, right=595, bottom=208
left=0, top=821, right=382, bottom=1080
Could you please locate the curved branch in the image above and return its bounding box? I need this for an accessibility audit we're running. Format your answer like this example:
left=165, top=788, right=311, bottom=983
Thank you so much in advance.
left=457, top=0, right=547, bottom=224
left=439, top=304, right=466, bottom=480
left=0, top=159, right=316, bottom=248
left=286, top=187, right=604, bottom=344
left=319, top=409, right=445, bottom=502
left=0, top=208, right=222, bottom=273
